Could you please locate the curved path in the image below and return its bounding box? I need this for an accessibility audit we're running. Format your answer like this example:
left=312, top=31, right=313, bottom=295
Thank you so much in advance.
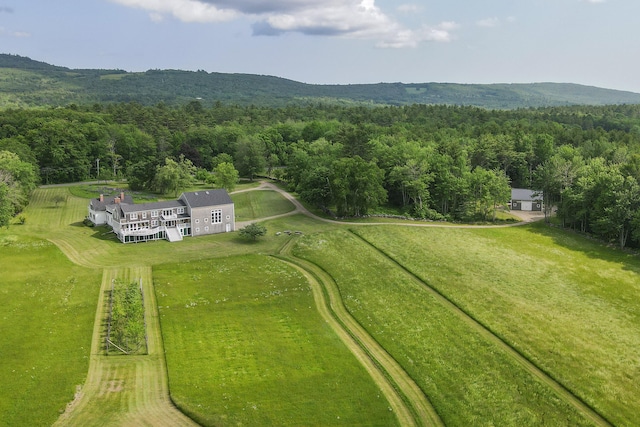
left=351, top=233, right=612, bottom=427
left=50, top=181, right=548, bottom=427
left=276, top=237, right=444, bottom=427
left=251, top=183, right=610, bottom=426
left=236, top=181, right=545, bottom=228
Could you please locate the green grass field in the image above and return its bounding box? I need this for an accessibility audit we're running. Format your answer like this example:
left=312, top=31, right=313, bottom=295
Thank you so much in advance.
left=352, top=224, right=640, bottom=426
left=292, top=229, right=602, bottom=426
left=232, top=189, right=296, bottom=221
left=154, top=254, right=398, bottom=426
left=0, top=235, right=101, bottom=427
left=2, top=183, right=639, bottom=426
left=16, top=188, right=295, bottom=269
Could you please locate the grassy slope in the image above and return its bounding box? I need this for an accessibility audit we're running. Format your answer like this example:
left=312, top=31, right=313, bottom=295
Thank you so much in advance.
left=5, top=185, right=639, bottom=425
left=20, top=188, right=292, bottom=269
left=354, top=224, right=640, bottom=427
left=0, top=235, right=100, bottom=427
left=292, top=229, right=600, bottom=426
left=154, top=254, right=398, bottom=426
left=232, top=189, right=296, bottom=222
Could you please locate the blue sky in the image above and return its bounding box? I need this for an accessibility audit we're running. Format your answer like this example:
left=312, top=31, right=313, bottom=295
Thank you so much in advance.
left=2, top=0, right=639, bottom=93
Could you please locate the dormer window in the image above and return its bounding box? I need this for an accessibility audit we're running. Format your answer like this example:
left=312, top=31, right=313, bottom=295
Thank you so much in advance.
left=130, top=213, right=137, bottom=220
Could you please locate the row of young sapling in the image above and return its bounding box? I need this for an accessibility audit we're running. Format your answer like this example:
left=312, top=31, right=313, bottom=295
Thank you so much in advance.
left=106, top=279, right=148, bottom=355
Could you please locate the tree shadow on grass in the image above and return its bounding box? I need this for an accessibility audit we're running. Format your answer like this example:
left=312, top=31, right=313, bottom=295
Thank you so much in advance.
left=232, top=236, right=267, bottom=245
left=523, top=221, right=640, bottom=274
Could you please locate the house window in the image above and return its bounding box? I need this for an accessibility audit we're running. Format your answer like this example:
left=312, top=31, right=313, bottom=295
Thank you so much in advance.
left=195, top=227, right=200, bottom=233
left=177, top=207, right=185, bottom=214
left=204, top=217, right=209, bottom=223
left=205, top=226, right=209, bottom=232
left=142, top=212, right=147, bottom=219
left=151, top=210, right=159, bottom=218
left=151, top=220, right=158, bottom=227
left=212, top=209, right=222, bottom=224
left=195, top=218, right=200, bottom=224
left=130, top=213, right=137, bottom=220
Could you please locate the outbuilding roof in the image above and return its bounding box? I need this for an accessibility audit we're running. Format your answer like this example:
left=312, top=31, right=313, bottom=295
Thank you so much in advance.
left=511, top=188, right=542, bottom=201
left=180, top=189, right=233, bottom=208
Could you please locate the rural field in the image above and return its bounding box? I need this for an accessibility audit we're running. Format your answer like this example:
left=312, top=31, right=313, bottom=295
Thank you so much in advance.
left=0, top=183, right=638, bottom=426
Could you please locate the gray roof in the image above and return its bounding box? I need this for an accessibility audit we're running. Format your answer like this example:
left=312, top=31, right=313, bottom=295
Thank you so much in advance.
left=181, top=189, right=233, bottom=208
left=89, top=194, right=134, bottom=211
left=511, top=188, right=542, bottom=201
left=119, top=199, right=186, bottom=213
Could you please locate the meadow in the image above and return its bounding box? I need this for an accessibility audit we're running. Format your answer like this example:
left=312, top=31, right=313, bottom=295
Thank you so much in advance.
left=1, top=184, right=638, bottom=426
left=154, top=254, right=398, bottom=426
left=292, top=229, right=599, bottom=426
left=352, top=224, right=640, bottom=426
left=0, top=235, right=100, bottom=427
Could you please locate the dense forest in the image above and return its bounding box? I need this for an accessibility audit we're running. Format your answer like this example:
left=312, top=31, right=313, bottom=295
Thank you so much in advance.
left=2, top=101, right=640, bottom=248
left=3, top=54, right=640, bottom=109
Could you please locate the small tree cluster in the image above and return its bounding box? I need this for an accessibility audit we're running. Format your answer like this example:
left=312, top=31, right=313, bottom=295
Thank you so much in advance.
left=238, top=223, right=267, bottom=241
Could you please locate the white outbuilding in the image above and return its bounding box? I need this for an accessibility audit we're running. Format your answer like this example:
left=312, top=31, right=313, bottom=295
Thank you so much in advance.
left=510, top=188, right=543, bottom=211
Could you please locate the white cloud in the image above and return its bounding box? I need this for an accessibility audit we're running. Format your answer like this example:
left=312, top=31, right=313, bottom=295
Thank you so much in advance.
left=110, top=0, right=456, bottom=48
left=397, top=4, right=422, bottom=14
left=477, top=17, right=499, bottom=28
left=110, top=0, right=238, bottom=23
left=0, top=27, right=30, bottom=38
left=149, top=12, right=164, bottom=22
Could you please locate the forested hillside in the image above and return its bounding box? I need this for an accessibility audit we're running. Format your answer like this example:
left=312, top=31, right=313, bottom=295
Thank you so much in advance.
left=2, top=100, right=640, bottom=249
left=3, top=54, right=640, bottom=108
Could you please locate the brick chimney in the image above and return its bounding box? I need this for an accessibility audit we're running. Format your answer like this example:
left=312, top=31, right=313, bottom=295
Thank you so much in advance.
left=120, top=192, right=125, bottom=201
left=114, top=197, right=121, bottom=204
left=99, top=194, right=104, bottom=202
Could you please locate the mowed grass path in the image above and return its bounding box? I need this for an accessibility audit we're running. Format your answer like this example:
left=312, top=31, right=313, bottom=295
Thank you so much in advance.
left=54, top=267, right=196, bottom=427
left=0, top=235, right=100, bottom=427
left=7, top=185, right=639, bottom=426
left=154, top=254, right=399, bottom=426
left=292, top=229, right=604, bottom=426
left=354, top=224, right=640, bottom=426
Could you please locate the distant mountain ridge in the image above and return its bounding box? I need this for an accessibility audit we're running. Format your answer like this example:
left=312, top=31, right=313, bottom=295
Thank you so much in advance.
left=2, top=53, right=640, bottom=109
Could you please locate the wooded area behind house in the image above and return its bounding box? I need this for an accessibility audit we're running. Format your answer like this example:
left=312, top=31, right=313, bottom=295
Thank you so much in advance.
left=2, top=100, right=640, bottom=249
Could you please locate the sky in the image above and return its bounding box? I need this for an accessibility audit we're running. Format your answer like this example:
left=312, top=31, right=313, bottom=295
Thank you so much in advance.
left=1, top=0, right=639, bottom=93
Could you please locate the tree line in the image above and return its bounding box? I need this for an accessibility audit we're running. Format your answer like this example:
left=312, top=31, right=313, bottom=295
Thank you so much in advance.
left=1, top=101, right=640, bottom=248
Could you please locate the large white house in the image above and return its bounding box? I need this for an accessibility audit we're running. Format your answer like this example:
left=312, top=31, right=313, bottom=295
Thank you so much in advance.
left=88, top=189, right=235, bottom=243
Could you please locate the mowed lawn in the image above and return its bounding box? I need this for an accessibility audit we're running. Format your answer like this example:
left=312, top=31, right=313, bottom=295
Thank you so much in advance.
left=17, top=188, right=297, bottom=269
left=154, top=254, right=398, bottom=427
left=232, top=189, right=296, bottom=222
left=292, top=229, right=598, bottom=426
left=353, top=224, right=640, bottom=427
left=0, top=234, right=101, bottom=427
